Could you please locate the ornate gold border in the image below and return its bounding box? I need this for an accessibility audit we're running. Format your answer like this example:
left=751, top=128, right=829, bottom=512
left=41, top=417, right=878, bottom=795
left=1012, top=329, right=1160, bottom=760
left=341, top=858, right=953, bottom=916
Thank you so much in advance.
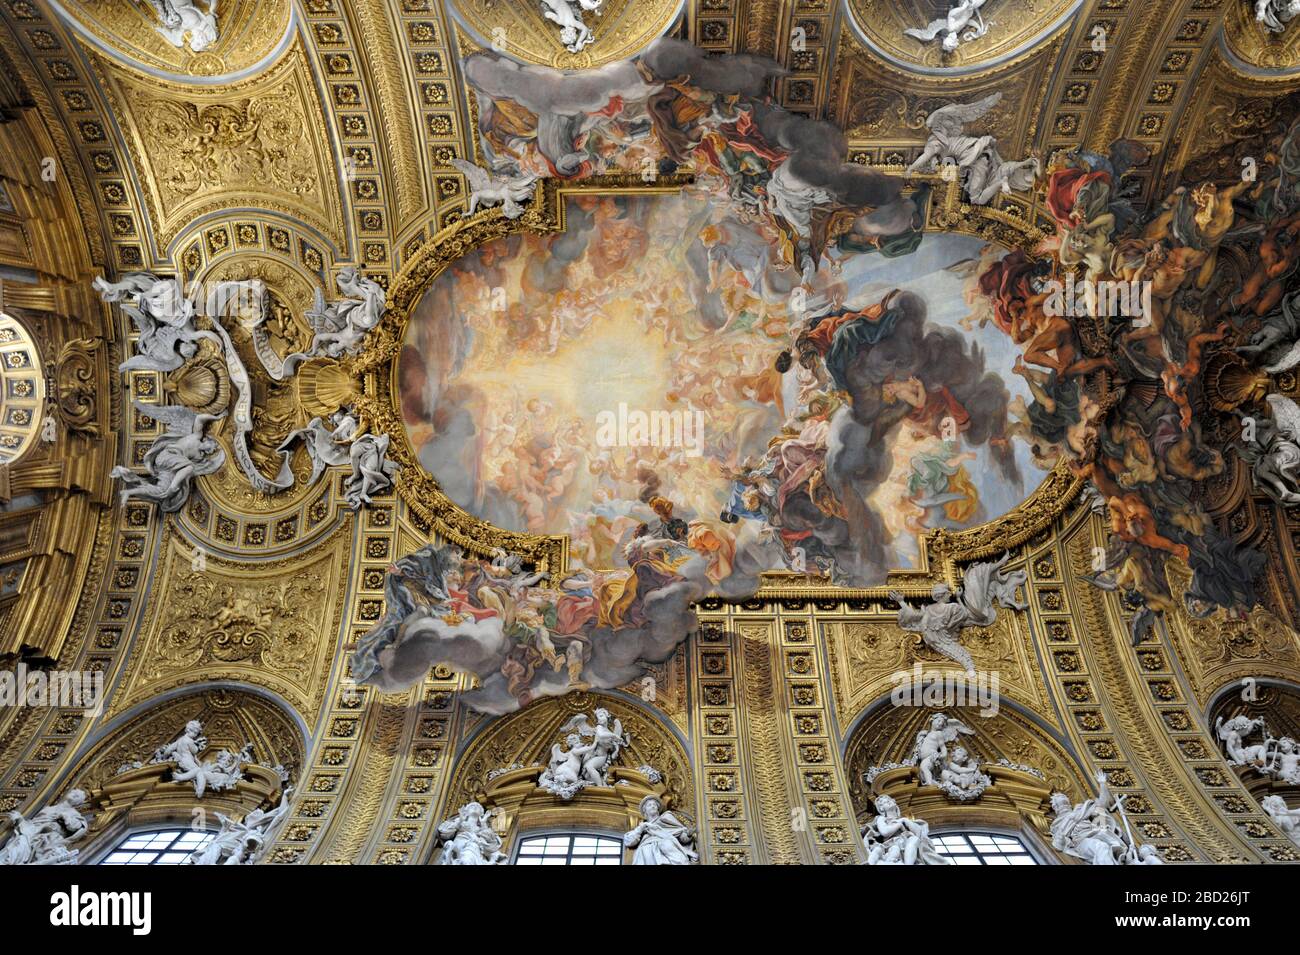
left=349, top=173, right=1082, bottom=591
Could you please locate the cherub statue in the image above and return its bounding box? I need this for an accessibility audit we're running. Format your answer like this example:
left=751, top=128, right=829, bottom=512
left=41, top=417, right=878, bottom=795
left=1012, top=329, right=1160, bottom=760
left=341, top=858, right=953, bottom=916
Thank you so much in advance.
left=304, top=267, right=386, bottom=358
left=141, top=0, right=219, bottom=53
left=539, top=732, right=596, bottom=800
left=1266, top=736, right=1300, bottom=784
left=95, top=273, right=218, bottom=373
left=938, top=745, right=991, bottom=801
left=149, top=720, right=247, bottom=799
left=861, top=794, right=952, bottom=865
left=904, top=0, right=990, bottom=53
left=1261, top=795, right=1300, bottom=848
left=434, top=801, right=506, bottom=865
left=906, top=93, right=1039, bottom=204
left=890, top=553, right=1025, bottom=674
left=1216, top=714, right=1273, bottom=769
left=539, top=0, right=603, bottom=53
left=911, top=713, right=976, bottom=786
left=450, top=159, right=540, bottom=220
left=624, top=795, right=698, bottom=865
left=186, top=787, right=293, bottom=865
left=110, top=402, right=226, bottom=513
left=1238, top=395, right=1300, bottom=506
left=0, top=789, right=90, bottom=865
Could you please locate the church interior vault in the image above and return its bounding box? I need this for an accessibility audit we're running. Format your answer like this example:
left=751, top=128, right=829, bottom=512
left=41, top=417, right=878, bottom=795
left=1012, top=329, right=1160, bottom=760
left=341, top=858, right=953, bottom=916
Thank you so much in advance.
left=2, top=0, right=1300, bottom=887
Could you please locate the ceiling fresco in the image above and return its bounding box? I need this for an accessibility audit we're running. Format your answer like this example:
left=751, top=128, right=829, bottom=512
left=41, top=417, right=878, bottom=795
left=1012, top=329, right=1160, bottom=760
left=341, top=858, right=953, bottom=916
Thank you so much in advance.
left=3, top=0, right=1300, bottom=876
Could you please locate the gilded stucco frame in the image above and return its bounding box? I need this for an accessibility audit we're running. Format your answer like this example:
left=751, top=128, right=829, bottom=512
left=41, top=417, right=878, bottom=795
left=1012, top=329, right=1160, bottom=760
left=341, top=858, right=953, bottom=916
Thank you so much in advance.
left=345, top=172, right=1085, bottom=597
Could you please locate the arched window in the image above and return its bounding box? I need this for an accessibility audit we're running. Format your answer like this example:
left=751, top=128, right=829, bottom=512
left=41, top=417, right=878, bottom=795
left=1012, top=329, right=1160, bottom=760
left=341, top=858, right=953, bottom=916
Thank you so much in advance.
left=98, top=828, right=214, bottom=865
left=513, top=832, right=624, bottom=866
left=931, top=831, right=1040, bottom=865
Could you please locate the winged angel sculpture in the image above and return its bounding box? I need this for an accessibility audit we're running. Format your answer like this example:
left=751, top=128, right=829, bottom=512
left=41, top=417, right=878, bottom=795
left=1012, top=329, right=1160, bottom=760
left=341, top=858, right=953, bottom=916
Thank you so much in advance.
left=904, top=0, right=990, bottom=53
left=890, top=554, right=1027, bottom=675
left=906, top=93, right=1040, bottom=205
left=450, top=159, right=539, bottom=220
left=538, top=708, right=629, bottom=800
left=138, top=1, right=219, bottom=53
left=110, top=402, right=225, bottom=512
left=540, top=0, right=603, bottom=53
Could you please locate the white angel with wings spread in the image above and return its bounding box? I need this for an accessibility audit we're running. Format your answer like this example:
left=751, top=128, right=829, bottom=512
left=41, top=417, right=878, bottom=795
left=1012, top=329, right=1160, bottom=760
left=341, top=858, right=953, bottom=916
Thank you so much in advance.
left=906, top=93, right=1039, bottom=205
left=450, top=159, right=539, bottom=220
left=910, top=713, right=976, bottom=786
left=110, top=402, right=226, bottom=512
left=890, top=553, right=1025, bottom=674
left=564, top=708, right=628, bottom=786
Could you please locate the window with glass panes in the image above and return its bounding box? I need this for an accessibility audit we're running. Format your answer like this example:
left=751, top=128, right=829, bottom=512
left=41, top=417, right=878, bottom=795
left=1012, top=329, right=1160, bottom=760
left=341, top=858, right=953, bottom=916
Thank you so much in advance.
left=99, top=829, right=214, bottom=865
left=931, top=832, right=1039, bottom=865
left=513, top=832, right=624, bottom=865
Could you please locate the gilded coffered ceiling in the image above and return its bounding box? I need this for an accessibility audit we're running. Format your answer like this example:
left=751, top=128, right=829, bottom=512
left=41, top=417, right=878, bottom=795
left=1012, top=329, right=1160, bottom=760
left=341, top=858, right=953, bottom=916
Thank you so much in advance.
left=1, top=0, right=1299, bottom=873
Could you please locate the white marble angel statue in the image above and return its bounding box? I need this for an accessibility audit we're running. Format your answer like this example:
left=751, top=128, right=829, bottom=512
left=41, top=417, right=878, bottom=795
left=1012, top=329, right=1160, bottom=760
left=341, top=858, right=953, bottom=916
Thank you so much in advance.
left=343, top=432, right=400, bottom=509
left=904, top=0, right=990, bottom=53
left=450, top=159, right=539, bottom=220
left=1266, top=736, right=1300, bottom=783
left=278, top=411, right=357, bottom=487
left=938, top=745, right=991, bottom=801
left=149, top=720, right=246, bottom=799
left=110, top=402, right=225, bottom=513
left=539, top=709, right=628, bottom=798
left=1215, top=714, right=1273, bottom=769
left=1238, top=394, right=1300, bottom=506
left=911, top=713, right=976, bottom=786
left=906, top=93, right=1040, bottom=205
left=434, top=801, right=506, bottom=865
left=95, top=272, right=218, bottom=373
left=539, top=0, right=602, bottom=53
left=1049, top=771, right=1161, bottom=865
left=0, top=789, right=90, bottom=865
left=140, top=0, right=219, bottom=52
left=304, top=267, right=386, bottom=359
left=861, top=794, right=952, bottom=865
left=625, top=795, right=698, bottom=865
left=1256, top=0, right=1300, bottom=33
left=890, top=553, right=1024, bottom=675
left=185, top=787, right=293, bottom=866
left=1261, top=795, right=1300, bottom=847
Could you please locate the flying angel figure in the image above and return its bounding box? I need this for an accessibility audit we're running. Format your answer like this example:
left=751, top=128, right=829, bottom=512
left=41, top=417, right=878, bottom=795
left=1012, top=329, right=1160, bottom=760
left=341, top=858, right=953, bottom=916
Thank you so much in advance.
left=906, top=93, right=1040, bottom=205
left=450, top=159, right=539, bottom=220
left=1239, top=394, right=1300, bottom=506
left=904, top=0, right=990, bottom=53
left=110, top=402, right=226, bottom=512
left=890, top=554, right=1024, bottom=674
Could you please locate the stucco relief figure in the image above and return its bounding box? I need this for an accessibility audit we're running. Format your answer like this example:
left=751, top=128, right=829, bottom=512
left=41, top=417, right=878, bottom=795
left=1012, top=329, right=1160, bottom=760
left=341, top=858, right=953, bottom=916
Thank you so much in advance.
left=861, top=794, right=952, bottom=865
left=1238, top=395, right=1300, bottom=506
left=1262, top=795, right=1300, bottom=847
left=95, top=273, right=219, bottom=373
left=110, top=402, right=226, bottom=512
left=539, top=709, right=628, bottom=799
left=890, top=553, right=1025, bottom=674
left=1049, top=772, right=1162, bottom=865
left=304, top=267, right=386, bottom=359
left=450, top=159, right=540, bottom=220
left=186, top=788, right=293, bottom=866
left=1256, top=0, right=1300, bottom=33
left=540, top=0, right=602, bottom=53
left=278, top=411, right=356, bottom=487
left=0, top=789, right=90, bottom=865
left=1216, top=714, right=1272, bottom=768
left=343, top=432, right=400, bottom=509
left=906, top=94, right=1040, bottom=205
left=140, top=0, right=219, bottom=52
left=904, top=0, right=990, bottom=53
left=434, top=802, right=506, bottom=865
left=625, top=796, right=698, bottom=865
left=149, top=720, right=248, bottom=798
